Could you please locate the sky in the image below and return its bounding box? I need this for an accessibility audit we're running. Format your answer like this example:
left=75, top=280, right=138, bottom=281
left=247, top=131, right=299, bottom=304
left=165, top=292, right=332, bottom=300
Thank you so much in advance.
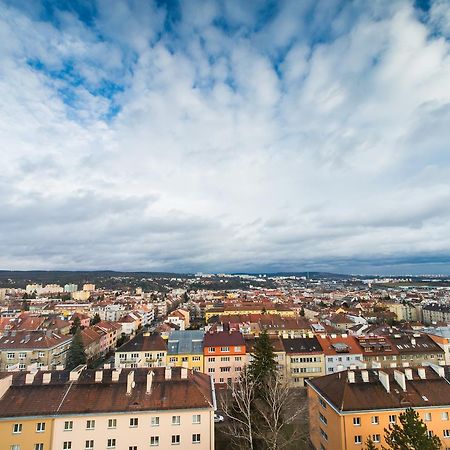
left=1, top=0, right=450, bottom=275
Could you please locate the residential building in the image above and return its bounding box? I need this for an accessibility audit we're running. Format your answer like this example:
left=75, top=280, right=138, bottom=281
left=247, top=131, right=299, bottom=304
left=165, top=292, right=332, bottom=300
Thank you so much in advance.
left=204, top=331, right=246, bottom=385
left=423, top=304, right=450, bottom=325
left=167, top=330, right=204, bottom=372
left=0, top=330, right=72, bottom=371
left=0, top=366, right=216, bottom=450
left=282, top=336, right=325, bottom=387
left=64, top=284, right=78, bottom=293
left=115, top=332, right=167, bottom=368
left=307, top=365, right=450, bottom=450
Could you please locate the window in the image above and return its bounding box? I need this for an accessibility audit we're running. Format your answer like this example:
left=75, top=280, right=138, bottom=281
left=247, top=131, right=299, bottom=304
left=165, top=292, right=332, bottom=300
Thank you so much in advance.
left=13, top=423, right=22, bottom=433
left=192, top=356, right=201, bottom=361
left=208, top=347, right=214, bottom=353
left=129, top=418, right=138, bottom=427
left=208, top=368, right=215, bottom=373
left=444, top=430, right=450, bottom=438
left=150, top=436, right=160, bottom=446
left=220, top=367, right=231, bottom=372
left=235, top=356, right=242, bottom=361
left=373, top=434, right=381, bottom=443
left=129, top=447, right=137, bottom=450
left=171, top=435, right=180, bottom=445
left=7, top=352, right=15, bottom=359
left=389, top=414, right=397, bottom=424
left=371, top=416, right=379, bottom=425
left=353, top=417, right=361, bottom=426
left=443, top=412, right=449, bottom=421
left=64, top=421, right=73, bottom=431
left=107, top=439, right=116, bottom=449
left=169, top=357, right=177, bottom=363
left=85, top=441, right=94, bottom=450
left=192, top=434, right=201, bottom=444
left=208, top=357, right=215, bottom=362
left=319, top=397, right=327, bottom=409
left=320, top=428, right=328, bottom=441
left=10, top=446, right=20, bottom=450
left=86, top=420, right=95, bottom=430
left=319, top=413, right=327, bottom=425
left=235, top=346, right=241, bottom=352
left=38, top=352, right=45, bottom=358
left=36, top=422, right=46, bottom=432
left=63, top=443, right=72, bottom=450
left=425, top=412, right=432, bottom=422
left=18, top=363, right=26, bottom=370
left=181, top=357, right=188, bottom=362
left=428, top=430, right=435, bottom=438
left=193, top=414, right=201, bottom=424
left=108, top=419, right=117, bottom=429
left=220, top=356, right=230, bottom=362
left=34, top=445, right=44, bottom=450
left=172, top=415, right=180, bottom=426
left=151, top=417, right=160, bottom=427
left=354, top=435, right=362, bottom=445
left=18, top=352, right=26, bottom=359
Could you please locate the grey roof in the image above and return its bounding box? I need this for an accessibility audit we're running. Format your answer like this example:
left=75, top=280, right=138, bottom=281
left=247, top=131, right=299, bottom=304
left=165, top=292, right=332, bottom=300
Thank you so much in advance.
left=168, top=330, right=205, bottom=355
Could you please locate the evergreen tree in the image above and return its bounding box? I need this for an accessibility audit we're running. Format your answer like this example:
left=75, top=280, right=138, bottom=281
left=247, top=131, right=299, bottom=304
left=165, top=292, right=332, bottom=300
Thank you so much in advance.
left=383, top=407, right=441, bottom=450
left=70, top=316, right=81, bottom=335
left=66, top=329, right=87, bottom=370
left=365, top=437, right=377, bottom=450
left=91, top=313, right=101, bottom=326
left=248, top=330, right=277, bottom=383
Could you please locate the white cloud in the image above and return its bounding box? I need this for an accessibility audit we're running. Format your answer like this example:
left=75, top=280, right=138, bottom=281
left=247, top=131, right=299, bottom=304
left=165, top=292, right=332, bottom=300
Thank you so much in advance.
left=0, top=0, right=450, bottom=274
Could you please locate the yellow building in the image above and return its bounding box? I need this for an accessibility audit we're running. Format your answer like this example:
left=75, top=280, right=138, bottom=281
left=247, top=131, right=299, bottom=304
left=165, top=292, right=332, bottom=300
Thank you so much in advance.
left=307, top=365, right=450, bottom=450
left=205, top=304, right=295, bottom=321
left=167, top=330, right=204, bottom=372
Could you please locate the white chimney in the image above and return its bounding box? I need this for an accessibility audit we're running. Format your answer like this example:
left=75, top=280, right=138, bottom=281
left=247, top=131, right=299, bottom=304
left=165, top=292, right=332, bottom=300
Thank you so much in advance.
left=165, top=367, right=172, bottom=380
left=42, top=373, right=51, bottom=384
left=347, top=371, right=355, bottom=383
left=95, top=370, right=103, bottom=383
left=69, top=366, right=85, bottom=381
left=394, top=370, right=407, bottom=392
left=428, top=363, right=445, bottom=378
left=181, top=367, right=188, bottom=379
left=146, top=371, right=154, bottom=394
left=126, top=371, right=135, bottom=395
left=104, top=363, right=111, bottom=369
left=378, top=371, right=390, bottom=393
left=405, top=368, right=413, bottom=380
left=56, top=365, right=64, bottom=370
left=112, top=368, right=122, bottom=382
left=402, top=362, right=410, bottom=368
left=418, top=368, right=426, bottom=379
left=361, top=370, right=369, bottom=382
left=25, top=372, right=36, bottom=384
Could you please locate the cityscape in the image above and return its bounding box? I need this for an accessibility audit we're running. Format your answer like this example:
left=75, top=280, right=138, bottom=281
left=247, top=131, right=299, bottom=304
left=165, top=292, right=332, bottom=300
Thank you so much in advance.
left=2, top=0, right=450, bottom=449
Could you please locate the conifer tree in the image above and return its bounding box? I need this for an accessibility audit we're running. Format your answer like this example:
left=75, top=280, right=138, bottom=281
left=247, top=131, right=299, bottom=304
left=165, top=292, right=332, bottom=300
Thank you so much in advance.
left=383, top=407, right=441, bottom=450
left=70, top=316, right=81, bottom=335
left=248, top=330, right=277, bottom=382
left=91, top=313, right=101, bottom=325
left=66, top=329, right=87, bottom=370
left=365, top=437, right=377, bottom=450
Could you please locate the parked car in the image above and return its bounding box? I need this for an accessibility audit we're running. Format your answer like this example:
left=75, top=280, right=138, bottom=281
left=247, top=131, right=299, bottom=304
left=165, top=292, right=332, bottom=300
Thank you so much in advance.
left=214, top=413, right=224, bottom=423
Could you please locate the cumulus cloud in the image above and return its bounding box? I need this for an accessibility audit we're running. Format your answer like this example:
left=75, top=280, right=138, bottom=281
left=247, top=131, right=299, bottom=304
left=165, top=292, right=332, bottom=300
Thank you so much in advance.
left=1, top=0, right=450, bottom=275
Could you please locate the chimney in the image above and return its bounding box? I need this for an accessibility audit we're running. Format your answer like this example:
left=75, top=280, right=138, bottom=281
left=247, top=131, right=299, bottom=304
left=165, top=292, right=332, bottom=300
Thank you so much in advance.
left=402, top=362, right=410, bottom=368
left=69, top=365, right=86, bottom=381
left=104, top=363, right=111, bottom=369
left=181, top=367, right=188, bottom=379
left=361, top=370, right=369, bottom=382
left=165, top=367, right=172, bottom=380
left=25, top=372, right=36, bottom=384
left=56, top=365, right=64, bottom=371
left=95, top=370, right=103, bottom=383
left=418, top=367, right=426, bottom=379
left=0, top=375, right=13, bottom=398
left=342, top=333, right=348, bottom=338
left=146, top=370, right=154, bottom=394
left=428, top=363, right=445, bottom=378
left=42, top=372, right=51, bottom=384
left=405, top=368, right=413, bottom=380
left=112, top=368, right=122, bottom=382
left=378, top=371, right=390, bottom=393
left=347, top=371, right=355, bottom=383
left=394, top=370, right=407, bottom=392
left=126, top=371, right=135, bottom=395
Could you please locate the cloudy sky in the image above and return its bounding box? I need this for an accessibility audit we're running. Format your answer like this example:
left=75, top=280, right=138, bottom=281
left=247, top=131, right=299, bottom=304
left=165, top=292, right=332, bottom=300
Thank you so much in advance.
left=1, top=0, right=450, bottom=275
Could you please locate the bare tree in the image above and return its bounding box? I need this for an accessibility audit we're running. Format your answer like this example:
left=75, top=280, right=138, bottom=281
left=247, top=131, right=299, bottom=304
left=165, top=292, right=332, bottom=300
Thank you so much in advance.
left=221, top=370, right=308, bottom=450
left=254, top=376, right=307, bottom=450
left=220, top=368, right=257, bottom=450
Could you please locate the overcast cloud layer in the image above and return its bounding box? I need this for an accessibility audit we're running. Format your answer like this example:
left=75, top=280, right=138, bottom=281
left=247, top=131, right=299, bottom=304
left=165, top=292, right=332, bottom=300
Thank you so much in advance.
left=1, top=0, right=450, bottom=275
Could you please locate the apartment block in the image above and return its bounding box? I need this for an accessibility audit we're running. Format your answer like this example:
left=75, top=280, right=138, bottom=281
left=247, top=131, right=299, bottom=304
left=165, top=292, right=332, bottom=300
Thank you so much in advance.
left=307, top=365, right=450, bottom=450
left=0, top=366, right=216, bottom=450
left=167, top=330, right=204, bottom=372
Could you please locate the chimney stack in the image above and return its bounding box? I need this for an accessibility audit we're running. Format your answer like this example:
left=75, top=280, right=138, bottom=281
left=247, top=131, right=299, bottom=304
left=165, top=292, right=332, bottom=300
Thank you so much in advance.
left=95, top=370, right=103, bottom=383
left=126, top=371, right=135, bottom=395
left=394, top=369, right=407, bottom=392
left=43, top=372, right=51, bottom=384
left=418, top=367, right=426, bottom=379
left=378, top=371, right=390, bottom=393
left=25, top=372, right=36, bottom=384
left=361, top=370, right=369, bottom=383
left=165, top=367, right=172, bottom=380
left=146, top=371, right=154, bottom=394
left=181, top=367, right=188, bottom=379
left=347, top=371, right=355, bottom=383
left=404, top=368, right=413, bottom=380
left=112, top=368, right=122, bottom=382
